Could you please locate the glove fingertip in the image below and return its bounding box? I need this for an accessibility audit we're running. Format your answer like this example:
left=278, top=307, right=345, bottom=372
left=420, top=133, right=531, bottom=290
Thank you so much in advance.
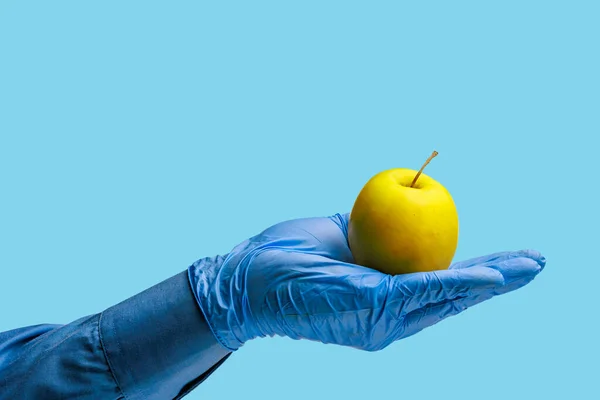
left=518, top=249, right=546, bottom=268
left=490, top=257, right=544, bottom=285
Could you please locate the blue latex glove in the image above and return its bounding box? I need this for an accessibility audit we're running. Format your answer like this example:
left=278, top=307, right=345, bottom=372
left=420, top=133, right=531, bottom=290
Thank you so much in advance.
left=189, top=213, right=546, bottom=352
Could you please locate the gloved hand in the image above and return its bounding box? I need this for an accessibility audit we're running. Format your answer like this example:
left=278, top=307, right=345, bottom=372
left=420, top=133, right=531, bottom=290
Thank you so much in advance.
left=189, top=213, right=545, bottom=352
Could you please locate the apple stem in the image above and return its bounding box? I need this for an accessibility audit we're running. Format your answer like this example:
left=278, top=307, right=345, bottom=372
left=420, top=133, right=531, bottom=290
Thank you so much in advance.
left=410, top=151, right=439, bottom=188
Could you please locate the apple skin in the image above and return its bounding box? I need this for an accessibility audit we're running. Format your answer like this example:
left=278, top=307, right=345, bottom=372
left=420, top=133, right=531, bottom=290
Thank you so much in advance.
left=348, top=168, right=459, bottom=275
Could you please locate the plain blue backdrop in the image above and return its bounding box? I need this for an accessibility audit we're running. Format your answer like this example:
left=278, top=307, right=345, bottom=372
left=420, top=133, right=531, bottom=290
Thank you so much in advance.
left=1, top=1, right=597, bottom=399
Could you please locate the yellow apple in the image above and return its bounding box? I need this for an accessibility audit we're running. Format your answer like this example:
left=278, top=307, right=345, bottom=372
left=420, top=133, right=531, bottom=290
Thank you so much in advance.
left=347, top=152, right=459, bottom=275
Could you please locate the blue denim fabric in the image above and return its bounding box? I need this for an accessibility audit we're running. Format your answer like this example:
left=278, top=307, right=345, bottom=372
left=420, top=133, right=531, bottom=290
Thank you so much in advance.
left=0, top=271, right=231, bottom=399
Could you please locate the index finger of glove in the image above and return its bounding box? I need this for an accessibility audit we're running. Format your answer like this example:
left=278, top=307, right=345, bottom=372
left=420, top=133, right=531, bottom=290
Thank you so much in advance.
left=398, top=265, right=540, bottom=341
left=389, top=266, right=505, bottom=317
left=450, top=249, right=546, bottom=270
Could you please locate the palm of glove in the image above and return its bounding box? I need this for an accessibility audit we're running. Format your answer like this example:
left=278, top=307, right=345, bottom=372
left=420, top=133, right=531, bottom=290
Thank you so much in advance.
left=190, top=213, right=545, bottom=352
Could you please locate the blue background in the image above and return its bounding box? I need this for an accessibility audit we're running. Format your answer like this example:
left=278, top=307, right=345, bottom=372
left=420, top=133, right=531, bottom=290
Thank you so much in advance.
left=1, top=1, right=597, bottom=399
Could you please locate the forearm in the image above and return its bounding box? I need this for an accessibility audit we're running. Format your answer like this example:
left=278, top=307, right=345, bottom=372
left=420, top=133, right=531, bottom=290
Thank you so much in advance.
left=0, top=267, right=231, bottom=400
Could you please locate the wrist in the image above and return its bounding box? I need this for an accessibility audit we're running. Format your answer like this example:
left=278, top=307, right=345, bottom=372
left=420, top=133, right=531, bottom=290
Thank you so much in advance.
left=188, top=253, right=259, bottom=351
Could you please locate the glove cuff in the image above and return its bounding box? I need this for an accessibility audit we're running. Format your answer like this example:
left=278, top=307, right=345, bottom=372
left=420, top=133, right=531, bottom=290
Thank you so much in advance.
left=187, top=254, right=253, bottom=351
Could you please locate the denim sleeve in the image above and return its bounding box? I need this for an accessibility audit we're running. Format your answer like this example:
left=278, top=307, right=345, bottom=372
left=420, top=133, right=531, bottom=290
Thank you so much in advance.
left=0, top=270, right=232, bottom=400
